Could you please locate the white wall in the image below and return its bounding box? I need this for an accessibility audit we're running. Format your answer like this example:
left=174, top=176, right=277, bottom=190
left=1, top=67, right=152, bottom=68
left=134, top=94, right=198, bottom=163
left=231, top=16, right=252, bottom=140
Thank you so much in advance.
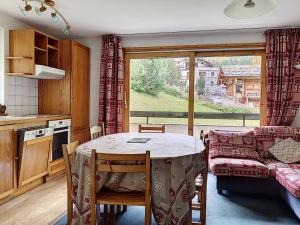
left=76, top=37, right=102, bottom=126
left=122, top=30, right=265, bottom=47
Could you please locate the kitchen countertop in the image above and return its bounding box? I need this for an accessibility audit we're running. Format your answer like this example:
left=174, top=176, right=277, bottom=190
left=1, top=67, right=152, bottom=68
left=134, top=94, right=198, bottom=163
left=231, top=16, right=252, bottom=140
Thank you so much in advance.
left=0, top=115, right=71, bottom=126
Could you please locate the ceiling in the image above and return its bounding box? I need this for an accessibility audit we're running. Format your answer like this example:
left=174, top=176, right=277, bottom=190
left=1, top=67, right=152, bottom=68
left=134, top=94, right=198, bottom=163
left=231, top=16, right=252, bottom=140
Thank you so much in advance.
left=0, top=0, right=300, bottom=38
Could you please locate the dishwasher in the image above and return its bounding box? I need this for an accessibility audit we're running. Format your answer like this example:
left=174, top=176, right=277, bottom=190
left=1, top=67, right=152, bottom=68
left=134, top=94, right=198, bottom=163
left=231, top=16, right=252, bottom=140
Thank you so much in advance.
left=17, top=126, right=54, bottom=187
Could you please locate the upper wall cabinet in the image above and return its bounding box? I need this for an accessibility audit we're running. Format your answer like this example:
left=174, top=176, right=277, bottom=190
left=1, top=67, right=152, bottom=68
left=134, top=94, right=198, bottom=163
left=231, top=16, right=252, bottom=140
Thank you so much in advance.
left=5, top=29, right=59, bottom=77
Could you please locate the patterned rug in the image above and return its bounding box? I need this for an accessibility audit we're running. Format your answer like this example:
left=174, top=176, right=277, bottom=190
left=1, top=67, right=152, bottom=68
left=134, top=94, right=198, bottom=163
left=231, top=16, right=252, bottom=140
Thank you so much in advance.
left=54, top=174, right=299, bottom=225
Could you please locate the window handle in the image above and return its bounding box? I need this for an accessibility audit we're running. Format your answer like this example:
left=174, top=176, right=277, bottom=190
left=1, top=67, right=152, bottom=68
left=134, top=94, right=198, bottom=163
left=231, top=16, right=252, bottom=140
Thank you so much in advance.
left=124, top=91, right=128, bottom=109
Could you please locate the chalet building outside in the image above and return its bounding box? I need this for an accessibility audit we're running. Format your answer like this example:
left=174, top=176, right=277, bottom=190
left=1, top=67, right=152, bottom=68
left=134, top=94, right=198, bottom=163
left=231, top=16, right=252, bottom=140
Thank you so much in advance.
left=176, top=58, right=261, bottom=109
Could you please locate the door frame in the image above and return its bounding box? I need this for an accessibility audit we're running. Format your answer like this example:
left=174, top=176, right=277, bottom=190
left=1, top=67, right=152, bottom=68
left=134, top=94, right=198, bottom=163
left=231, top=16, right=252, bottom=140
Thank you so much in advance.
left=123, top=46, right=267, bottom=134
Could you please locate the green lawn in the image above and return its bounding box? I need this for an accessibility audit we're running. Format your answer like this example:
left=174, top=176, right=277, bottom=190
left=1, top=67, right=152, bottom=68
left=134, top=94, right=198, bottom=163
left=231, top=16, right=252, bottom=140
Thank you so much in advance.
left=130, top=90, right=219, bottom=112
left=130, top=90, right=260, bottom=127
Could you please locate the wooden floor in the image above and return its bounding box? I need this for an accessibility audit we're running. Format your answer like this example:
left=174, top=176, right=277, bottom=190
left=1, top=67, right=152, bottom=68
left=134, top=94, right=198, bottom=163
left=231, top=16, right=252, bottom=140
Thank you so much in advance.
left=0, top=174, right=67, bottom=225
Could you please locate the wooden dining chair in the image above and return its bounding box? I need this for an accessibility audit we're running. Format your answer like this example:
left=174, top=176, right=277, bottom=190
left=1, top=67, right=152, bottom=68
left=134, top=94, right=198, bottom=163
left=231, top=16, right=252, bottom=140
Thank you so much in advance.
left=90, top=150, right=151, bottom=225
left=192, top=131, right=209, bottom=225
left=62, top=140, right=81, bottom=225
left=138, top=124, right=166, bottom=133
left=90, top=122, right=106, bottom=140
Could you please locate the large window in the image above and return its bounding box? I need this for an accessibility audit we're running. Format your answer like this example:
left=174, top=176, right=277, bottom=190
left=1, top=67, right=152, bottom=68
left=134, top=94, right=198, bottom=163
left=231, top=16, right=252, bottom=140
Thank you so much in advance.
left=124, top=49, right=266, bottom=136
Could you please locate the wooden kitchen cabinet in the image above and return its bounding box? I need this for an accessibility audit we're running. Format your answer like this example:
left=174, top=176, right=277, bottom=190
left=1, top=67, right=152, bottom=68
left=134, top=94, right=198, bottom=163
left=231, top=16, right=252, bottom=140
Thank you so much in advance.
left=6, top=29, right=59, bottom=77
left=0, top=125, right=16, bottom=200
left=39, top=40, right=90, bottom=143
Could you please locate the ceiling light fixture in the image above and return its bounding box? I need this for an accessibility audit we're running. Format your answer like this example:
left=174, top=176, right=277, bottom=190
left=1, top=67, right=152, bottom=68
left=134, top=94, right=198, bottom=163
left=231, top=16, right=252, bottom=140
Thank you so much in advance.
left=19, top=0, right=71, bottom=35
left=295, top=64, right=300, bottom=70
left=224, top=0, right=278, bottom=19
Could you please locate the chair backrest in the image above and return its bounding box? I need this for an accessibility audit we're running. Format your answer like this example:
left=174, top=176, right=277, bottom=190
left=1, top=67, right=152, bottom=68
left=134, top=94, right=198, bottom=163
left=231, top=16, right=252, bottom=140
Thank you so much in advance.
left=138, top=124, right=165, bottom=133
left=63, top=141, right=80, bottom=193
left=200, top=130, right=209, bottom=171
left=90, top=150, right=151, bottom=203
left=90, top=123, right=105, bottom=140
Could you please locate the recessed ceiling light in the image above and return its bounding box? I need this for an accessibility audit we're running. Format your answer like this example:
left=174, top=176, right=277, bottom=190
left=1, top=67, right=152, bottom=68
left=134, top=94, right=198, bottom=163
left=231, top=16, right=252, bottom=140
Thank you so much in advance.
left=224, top=0, right=278, bottom=19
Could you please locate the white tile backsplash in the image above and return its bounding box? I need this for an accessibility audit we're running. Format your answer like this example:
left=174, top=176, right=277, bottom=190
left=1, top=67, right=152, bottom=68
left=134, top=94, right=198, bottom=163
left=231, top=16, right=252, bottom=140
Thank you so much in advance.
left=22, top=96, right=30, bottom=105
left=22, top=87, right=30, bottom=96
left=16, top=86, right=23, bottom=96
left=16, top=95, right=22, bottom=105
left=29, top=87, right=37, bottom=97
left=6, top=95, right=16, bottom=106
left=7, top=85, right=16, bottom=96
left=7, top=76, right=15, bottom=86
left=22, top=78, right=30, bottom=87
left=15, top=77, right=23, bottom=86
left=4, top=77, right=38, bottom=116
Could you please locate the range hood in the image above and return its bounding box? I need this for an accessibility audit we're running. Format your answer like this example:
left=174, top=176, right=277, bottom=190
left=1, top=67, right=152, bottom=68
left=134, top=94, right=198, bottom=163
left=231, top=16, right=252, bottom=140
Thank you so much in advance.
left=23, top=65, right=65, bottom=80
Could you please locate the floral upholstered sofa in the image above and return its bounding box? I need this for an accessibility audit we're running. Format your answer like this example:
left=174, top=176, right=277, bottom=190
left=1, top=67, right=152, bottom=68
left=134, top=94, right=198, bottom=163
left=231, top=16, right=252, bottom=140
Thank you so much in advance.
left=208, top=126, right=300, bottom=220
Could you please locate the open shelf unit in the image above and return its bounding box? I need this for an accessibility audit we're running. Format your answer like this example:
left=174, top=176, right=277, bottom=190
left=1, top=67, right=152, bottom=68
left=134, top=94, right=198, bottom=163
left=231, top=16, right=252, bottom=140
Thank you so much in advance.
left=6, top=29, right=59, bottom=77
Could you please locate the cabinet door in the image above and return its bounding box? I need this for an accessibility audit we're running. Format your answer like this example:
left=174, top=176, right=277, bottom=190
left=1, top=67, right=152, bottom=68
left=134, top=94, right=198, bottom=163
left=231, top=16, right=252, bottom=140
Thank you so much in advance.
left=71, top=41, right=90, bottom=132
left=18, top=136, right=52, bottom=187
left=72, top=128, right=90, bottom=144
left=0, top=126, right=16, bottom=200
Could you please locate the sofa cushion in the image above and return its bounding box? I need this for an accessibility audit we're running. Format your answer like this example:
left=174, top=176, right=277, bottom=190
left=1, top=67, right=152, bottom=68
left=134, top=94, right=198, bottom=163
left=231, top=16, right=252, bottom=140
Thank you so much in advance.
left=268, top=138, right=300, bottom=164
left=209, top=130, right=257, bottom=149
left=209, top=157, right=270, bottom=178
left=208, top=130, right=259, bottom=160
left=210, top=147, right=261, bottom=161
left=290, top=164, right=300, bottom=169
left=263, top=159, right=289, bottom=177
left=276, top=167, right=300, bottom=198
left=254, top=126, right=300, bottom=159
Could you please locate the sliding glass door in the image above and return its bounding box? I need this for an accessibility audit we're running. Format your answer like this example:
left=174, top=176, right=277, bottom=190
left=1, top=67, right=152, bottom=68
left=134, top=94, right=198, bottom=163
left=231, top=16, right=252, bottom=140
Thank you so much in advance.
left=124, top=50, right=266, bottom=136
left=124, top=52, right=195, bottom=134
left=193, top=51, right=265, bottom=137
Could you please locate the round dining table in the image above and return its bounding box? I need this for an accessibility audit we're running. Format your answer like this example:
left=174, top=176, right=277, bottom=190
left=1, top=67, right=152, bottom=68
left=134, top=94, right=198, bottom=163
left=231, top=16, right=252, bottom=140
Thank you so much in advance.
left=71, top=132, right=206, bottom=225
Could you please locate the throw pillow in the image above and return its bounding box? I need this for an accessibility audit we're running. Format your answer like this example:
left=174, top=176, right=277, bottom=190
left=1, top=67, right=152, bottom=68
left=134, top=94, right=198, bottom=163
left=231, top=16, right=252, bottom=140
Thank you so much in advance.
left=210, top=146, right=261, bottom=161
left=268, top=138, right=300, bottom=164
left=209, top=130, right=257, bottom=150
left=208, top=130, right=260, bottom=161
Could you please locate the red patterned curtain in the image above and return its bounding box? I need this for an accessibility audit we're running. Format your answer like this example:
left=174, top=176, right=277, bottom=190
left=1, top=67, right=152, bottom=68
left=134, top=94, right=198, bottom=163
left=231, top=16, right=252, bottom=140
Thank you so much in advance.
left=265, top=29, right=300, bottom=126
left=99, top=35, right=124, bottom=134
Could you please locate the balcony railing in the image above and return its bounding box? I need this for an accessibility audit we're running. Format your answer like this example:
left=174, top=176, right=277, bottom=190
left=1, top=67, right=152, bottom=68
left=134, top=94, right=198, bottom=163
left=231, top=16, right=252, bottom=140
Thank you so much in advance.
left=130, top=111, right=260, bottom=127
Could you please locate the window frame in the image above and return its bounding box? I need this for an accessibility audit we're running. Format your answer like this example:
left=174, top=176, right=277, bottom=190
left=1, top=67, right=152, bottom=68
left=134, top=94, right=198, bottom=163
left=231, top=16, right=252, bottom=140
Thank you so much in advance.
left=123, top=45, right=267, bottom=135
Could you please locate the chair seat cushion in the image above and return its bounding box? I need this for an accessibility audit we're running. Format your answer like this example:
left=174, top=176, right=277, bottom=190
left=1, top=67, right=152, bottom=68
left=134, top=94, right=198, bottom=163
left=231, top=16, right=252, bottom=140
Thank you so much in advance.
left=209, top=157, right=270, bottom=178
left=263, top=159, right=289, bottom=177
left=276, top=167, right=300, bottom=198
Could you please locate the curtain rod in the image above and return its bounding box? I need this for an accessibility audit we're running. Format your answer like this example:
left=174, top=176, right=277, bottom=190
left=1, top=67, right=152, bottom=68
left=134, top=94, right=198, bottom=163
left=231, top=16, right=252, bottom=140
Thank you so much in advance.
left=119, top=26, right=300, bottom=37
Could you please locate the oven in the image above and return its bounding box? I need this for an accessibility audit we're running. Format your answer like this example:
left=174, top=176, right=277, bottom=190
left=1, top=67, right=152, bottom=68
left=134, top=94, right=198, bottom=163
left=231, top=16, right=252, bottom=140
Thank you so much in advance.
left=48, top=119, right=71, bottom=161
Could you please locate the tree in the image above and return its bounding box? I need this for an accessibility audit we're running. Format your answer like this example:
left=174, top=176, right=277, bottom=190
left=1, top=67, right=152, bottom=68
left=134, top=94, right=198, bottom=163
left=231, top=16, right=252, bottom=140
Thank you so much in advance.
left=131, top=59, right=164, bottom=96
left=196, top=74, right=205, bottom=96
left=161, top=59, right=182, bottom=87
